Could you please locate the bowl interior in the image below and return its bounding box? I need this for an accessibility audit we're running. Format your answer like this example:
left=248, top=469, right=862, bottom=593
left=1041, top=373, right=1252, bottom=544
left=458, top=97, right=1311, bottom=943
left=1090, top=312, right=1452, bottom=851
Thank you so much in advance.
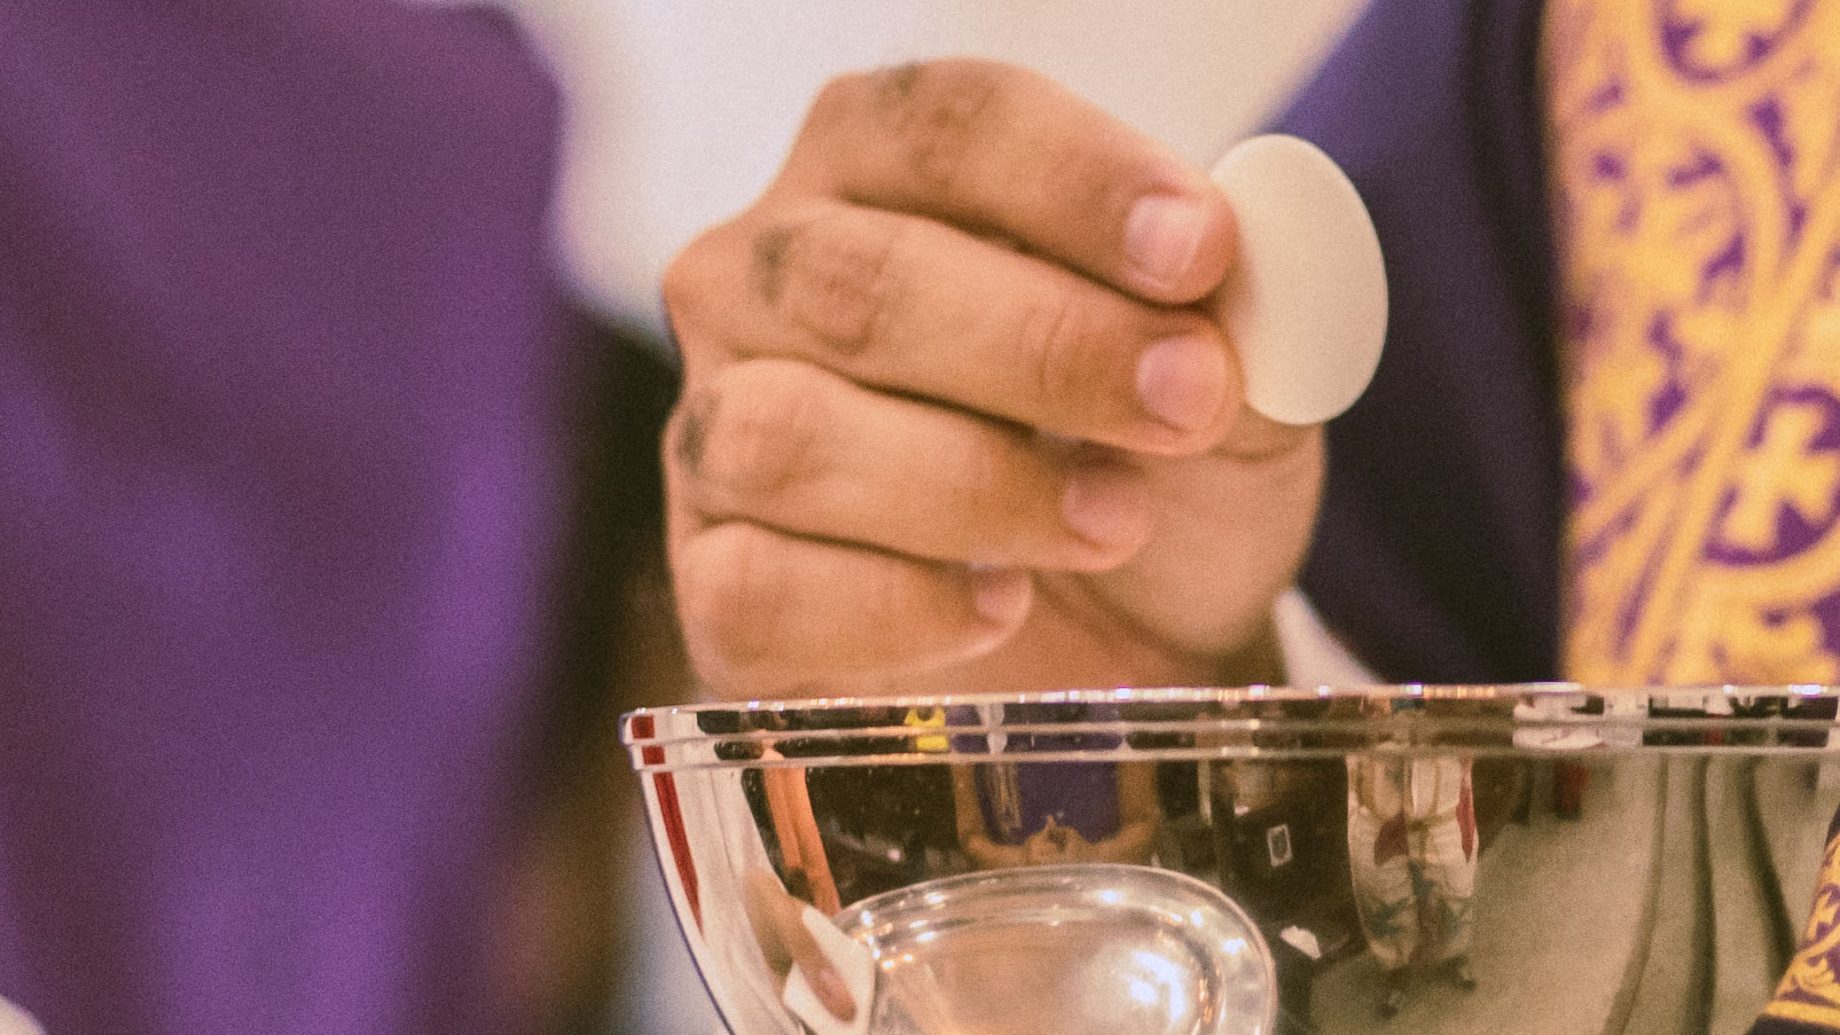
left=843, top=865, right=1274, bottom=1035
left=626, top=687, right=1840, bottom=1034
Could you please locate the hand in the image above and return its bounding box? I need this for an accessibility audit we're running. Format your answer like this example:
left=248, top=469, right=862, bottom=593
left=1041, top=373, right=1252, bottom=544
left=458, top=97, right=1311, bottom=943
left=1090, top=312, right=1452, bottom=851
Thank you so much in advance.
left=1021, top=826, right=1061, bottom=867
left=664, top=59, right=1323, bottom=697
left=1022, top=819, right=1091, bottom=865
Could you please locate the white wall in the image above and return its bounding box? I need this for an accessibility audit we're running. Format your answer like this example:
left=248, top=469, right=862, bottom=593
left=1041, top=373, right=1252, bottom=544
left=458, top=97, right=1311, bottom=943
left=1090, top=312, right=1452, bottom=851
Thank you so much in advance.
left=520, top=0, right=1375, bottom=328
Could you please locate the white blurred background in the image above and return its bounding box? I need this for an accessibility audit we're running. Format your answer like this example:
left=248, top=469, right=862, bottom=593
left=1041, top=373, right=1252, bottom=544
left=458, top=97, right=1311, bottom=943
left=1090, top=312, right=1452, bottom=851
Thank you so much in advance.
left=506, top=1, right=1373, bottom=1028
left=518, top=0, right=1374, bottom=329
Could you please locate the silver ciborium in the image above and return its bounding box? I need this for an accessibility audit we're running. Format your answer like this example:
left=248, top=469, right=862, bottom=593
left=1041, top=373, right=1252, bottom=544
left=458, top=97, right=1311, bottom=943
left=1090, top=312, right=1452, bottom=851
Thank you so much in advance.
left=624, top=685, right=1840, bottom=1033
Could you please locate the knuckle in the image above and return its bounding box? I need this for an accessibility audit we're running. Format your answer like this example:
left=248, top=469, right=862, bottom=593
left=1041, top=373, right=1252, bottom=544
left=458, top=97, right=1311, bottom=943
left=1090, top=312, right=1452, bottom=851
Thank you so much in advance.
left=693, top=363, right=833, bottom=509
left=665, top=384, right=717, bottom=482
left=1018, top=282, right=1092, bottom=414
left=943, top=440, right=1015, bottom=545
left=871, top=59, right=1010, bottom=200
left=764, top=211, right=905, bottom=355
left=1036, top=127, right=1138, bottom=223
left=854, top=561, right=929, bottom=647
left=748, top=220, right=800, bottom=305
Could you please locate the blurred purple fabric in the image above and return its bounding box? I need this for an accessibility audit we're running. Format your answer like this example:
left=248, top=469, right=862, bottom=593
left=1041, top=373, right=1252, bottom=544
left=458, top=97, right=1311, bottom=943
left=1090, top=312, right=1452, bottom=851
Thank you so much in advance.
left=0, top=3, right=578, bottom=1032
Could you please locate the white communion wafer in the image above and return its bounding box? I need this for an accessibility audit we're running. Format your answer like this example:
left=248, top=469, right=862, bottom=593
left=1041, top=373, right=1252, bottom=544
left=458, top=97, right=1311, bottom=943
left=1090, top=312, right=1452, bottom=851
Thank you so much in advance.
left=1209, top=134, right=1387, bottom=426
left=0, top=999, right=42, bottom=1035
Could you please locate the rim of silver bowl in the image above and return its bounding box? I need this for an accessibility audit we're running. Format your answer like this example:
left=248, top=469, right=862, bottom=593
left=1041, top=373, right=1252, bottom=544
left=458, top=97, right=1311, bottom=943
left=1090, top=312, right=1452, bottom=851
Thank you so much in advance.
left=623, top=683, right=1840, bottom=772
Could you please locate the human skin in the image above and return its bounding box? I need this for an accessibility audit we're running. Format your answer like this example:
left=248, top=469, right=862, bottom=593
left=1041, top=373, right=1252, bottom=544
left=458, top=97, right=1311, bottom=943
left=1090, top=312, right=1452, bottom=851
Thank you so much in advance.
left=951, top=762, right=1160, bottom=871
left=663, top=58, right=1323, bottom=700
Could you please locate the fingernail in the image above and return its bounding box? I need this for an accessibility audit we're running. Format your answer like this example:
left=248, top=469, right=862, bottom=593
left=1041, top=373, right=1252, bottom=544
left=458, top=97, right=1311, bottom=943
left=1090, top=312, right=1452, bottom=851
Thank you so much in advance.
left=1124, top=194, right=1209, bottom=289
left=816, top=969, right=857, bottom=1021
left=1062, top=465, right=1149, bottom=549
left=970, top=567, right=1030, bottom=625
left=1136, top=336, right=1228, bottom=431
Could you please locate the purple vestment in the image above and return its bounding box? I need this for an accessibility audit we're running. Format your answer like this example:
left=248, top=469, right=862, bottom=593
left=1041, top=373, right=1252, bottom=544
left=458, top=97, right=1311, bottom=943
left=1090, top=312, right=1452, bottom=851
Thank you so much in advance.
left=0, top=4, right=579, bottom=1032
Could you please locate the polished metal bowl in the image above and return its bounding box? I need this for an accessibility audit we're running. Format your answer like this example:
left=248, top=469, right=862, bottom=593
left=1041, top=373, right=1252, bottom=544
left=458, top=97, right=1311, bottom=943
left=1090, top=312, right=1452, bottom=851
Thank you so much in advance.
left=624, top=686, right=1840, bottom=1034
left=839, top=864, right=1275, bottom=1035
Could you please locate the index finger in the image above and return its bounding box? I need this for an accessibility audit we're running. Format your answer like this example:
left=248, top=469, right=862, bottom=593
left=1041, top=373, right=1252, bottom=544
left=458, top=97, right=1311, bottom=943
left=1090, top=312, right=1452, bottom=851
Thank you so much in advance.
left=781, top=59, right=1235, bottom=304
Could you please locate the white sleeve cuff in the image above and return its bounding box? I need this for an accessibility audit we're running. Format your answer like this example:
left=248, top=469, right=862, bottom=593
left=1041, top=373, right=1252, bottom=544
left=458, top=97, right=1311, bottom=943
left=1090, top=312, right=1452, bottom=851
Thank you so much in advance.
left=1271, top=586, right=1380, bottom=686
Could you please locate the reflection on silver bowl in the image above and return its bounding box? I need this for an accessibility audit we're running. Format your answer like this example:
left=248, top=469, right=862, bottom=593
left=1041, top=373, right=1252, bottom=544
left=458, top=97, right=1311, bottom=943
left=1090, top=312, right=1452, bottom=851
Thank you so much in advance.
left=842, top=864, right=1274, bottom=1035
left=624, top=686, right=1840, bottom=1034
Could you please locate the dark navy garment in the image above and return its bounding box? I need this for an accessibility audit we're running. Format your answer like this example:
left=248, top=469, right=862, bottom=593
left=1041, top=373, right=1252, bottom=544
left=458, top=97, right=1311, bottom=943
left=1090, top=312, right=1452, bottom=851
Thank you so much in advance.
left=1282, top=0, right=1564, bottom=687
